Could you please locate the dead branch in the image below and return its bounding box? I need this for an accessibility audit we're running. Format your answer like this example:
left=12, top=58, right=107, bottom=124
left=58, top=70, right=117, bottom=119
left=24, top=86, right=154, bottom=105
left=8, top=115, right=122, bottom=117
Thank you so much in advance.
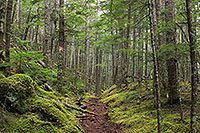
left=37, top=94, right=98, bottom=116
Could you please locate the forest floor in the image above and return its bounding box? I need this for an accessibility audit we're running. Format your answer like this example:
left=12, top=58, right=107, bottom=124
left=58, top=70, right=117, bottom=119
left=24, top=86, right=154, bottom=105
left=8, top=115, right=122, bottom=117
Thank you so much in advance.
left=79, top=98, right=123, bottom=133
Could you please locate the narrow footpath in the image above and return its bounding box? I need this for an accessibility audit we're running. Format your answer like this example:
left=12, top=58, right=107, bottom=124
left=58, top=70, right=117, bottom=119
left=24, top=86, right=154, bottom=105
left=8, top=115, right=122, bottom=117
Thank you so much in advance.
left=78, top=98, right=123, bottom=133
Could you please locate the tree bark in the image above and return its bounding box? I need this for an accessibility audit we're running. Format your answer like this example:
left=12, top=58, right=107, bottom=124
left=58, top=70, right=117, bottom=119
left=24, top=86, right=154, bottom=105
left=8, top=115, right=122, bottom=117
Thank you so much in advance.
left=145, top=27, right=148, bottom=89
left=43, top=0, right=51, bottom=67
left=132, top=27, right=136, bottom=78
left=110, top=0, right=115, bottom=84
left=95, top=46, right=101, bottom=96
left=23, top=8, right=34, bottom=41
left=165, top=0, right=179, bottom=104
left=59, top=0, right=65, bottom=70
left=186, top=0, right=198, bottom=132
left=155, top=0, right=167, bottom=91
left=0, top=0, right=5, bottom=59
left=125, top=0, right=132, bottom=76
left=16, top=0, right=21, bottom=32
left=149, top=0, right=161, bottom=132
left=5, top=0, right=13, bottom=63
left=57, top=0, right=65, bottom=90
left=11, top=2, right=16, bottom=24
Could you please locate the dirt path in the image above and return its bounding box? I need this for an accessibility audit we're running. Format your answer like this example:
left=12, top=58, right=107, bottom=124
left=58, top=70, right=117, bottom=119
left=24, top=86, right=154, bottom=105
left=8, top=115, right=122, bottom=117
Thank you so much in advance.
left=78, top=98, right=123, bottom=133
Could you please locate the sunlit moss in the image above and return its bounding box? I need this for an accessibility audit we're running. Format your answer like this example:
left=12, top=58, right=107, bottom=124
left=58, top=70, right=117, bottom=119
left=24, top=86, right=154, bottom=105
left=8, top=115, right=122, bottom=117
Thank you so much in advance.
left=101, top=92, right=128, bottom=107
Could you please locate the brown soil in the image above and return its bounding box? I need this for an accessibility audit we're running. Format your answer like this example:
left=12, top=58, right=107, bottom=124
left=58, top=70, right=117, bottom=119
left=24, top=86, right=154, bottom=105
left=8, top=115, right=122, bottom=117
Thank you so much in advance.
left=78, top=98, right=123, bottom=133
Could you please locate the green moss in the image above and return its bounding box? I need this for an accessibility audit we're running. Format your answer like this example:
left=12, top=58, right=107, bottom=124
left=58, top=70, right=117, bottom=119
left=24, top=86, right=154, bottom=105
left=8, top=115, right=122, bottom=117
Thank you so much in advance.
left=12, top=111, right=81, bottom=133
left=1, top=96, right=82, bottom=133
left=101, top=84, right=118, bottom=98
left=13, top=113, right=55, bottom=132
left=101, top=92, right=128, bottom=107
left=0, top=74, right=36, bottom=99
left=101, top=81, right=200, bottom=133
left=0, top=74, right=82, bottom=133
left=0, top=74, right=38, bottom=113
left=127, top=82, right=138, bottom=90
left=0, top=72, right=5, bottom=79
left=36, top=87, right=60, bottom=100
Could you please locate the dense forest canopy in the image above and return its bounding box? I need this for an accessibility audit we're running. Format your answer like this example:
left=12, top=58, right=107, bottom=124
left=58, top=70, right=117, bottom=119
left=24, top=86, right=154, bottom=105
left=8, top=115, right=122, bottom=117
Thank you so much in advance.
left=0, top=0, right=200, bottom=132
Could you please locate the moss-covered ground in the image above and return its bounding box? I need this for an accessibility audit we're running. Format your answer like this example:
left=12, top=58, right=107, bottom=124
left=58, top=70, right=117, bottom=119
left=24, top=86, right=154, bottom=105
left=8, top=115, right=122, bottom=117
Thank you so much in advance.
left=0, top=74, right=83, bottom=133
left=100, top=81, right=200, bottom=133
left=1, top=74, right=200, bottom=133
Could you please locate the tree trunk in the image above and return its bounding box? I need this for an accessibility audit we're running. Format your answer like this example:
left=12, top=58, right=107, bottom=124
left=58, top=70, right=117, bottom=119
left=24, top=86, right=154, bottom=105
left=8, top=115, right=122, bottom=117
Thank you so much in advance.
left=145, top=27, right=148, bottom=89
left=23, top=8, right=33, bottom=41
left=186, top=0, right=198, bottom=132
left=138, top=28, right=144, bottom=80
left=57, top=0, right=65, bottom=90
left=149, top=0, right=161, bottom=132
left=58, top=0, right=65, bottom=70
left=0, top=0, right=5, bottom=59
left=165, top=0, right=179, bottom=104
left=132, top=28, right=136, bottom=78
left=16, top=0, right=21, bottom=33
left=110, top=0, right=116, bottom=84
left=95, top=46, right=101, bottom=96
left=70, top=36, right=75, bottom=68
left=11, top=2, right=16, bottom=24
left=155, top=0, right=167, bottom=91
left=43, top=0, right=51, bottom=67
left=125, top=0, right=131, bottom=76
left=5, top=0, right=13, bottom=63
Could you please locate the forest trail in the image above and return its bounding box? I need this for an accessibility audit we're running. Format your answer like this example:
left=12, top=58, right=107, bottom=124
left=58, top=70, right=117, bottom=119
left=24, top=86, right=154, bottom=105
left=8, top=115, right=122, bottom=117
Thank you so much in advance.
left=78, top=98, right=123, bottom=133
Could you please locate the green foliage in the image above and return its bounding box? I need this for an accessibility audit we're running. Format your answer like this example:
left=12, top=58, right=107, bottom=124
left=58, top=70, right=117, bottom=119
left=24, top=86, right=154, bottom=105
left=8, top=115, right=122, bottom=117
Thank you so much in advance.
left=0, top=44, right=57, bottom=84
left=56, top=69, right=87, bottom=96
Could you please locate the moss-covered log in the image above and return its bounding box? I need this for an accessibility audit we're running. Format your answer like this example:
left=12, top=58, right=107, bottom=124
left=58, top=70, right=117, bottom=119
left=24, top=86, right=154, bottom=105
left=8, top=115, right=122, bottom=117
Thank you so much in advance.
left=0, top=74, right=82, bottom=132
left=0, top=74, right=37, bottom=113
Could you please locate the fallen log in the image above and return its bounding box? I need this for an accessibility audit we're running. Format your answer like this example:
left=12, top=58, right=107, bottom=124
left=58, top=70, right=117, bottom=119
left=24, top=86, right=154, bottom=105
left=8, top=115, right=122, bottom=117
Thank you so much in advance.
left=37, top=94, right=98, bottom=116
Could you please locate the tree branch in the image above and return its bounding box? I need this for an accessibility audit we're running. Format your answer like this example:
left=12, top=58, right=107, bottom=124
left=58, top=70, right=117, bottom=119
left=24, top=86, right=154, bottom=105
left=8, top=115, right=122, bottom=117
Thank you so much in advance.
left=37, top=94, right=98, bottom=116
